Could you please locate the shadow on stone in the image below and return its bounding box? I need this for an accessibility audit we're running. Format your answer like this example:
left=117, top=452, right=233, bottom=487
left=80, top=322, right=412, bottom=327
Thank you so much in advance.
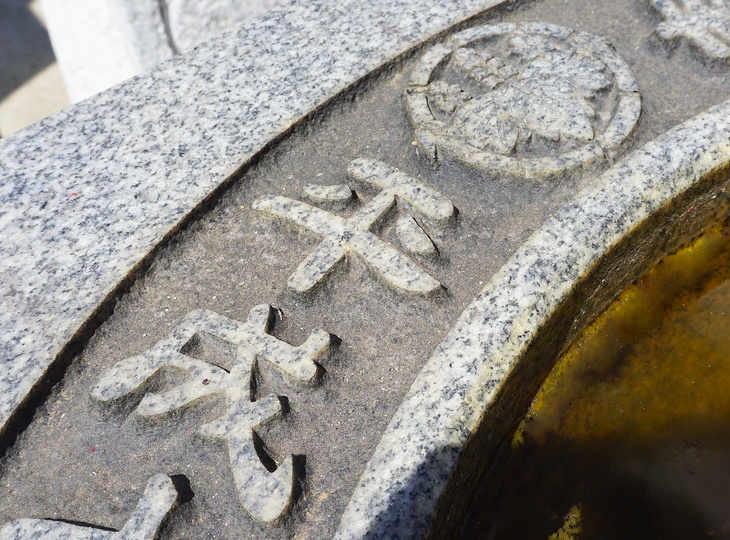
left=0, top=0, right=56, bottom=102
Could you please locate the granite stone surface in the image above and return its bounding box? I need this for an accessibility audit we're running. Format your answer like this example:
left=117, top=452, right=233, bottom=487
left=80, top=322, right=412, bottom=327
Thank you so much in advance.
left=167, top=0, right=290, bottom=52
left=5, top=0, right=730, bottom=537
left=0, top=0, right=507, bottom=447
left=649, top=0, right=730, bottom=61
left=405, top=21, right=641, bottom=178
left=335, top=99, right=730, bottom=538
left=41, top=0, right=295, bottom=103
left=252, top=159, right=455, bottom=295
left=90, top=305, right=332, bottom=523
left=0, top=474, right=181, bottom=539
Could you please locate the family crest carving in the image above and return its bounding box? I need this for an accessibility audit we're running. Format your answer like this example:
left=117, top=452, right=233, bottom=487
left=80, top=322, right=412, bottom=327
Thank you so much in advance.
left=253, top=159, right=455, bottom=296
left=0, top=474, right=180, bottom=540
left=405, top=22, right=641, bottom=178
left=649, top=0, right=730, bottom=60
left=90, top=306, right=334, bottom=523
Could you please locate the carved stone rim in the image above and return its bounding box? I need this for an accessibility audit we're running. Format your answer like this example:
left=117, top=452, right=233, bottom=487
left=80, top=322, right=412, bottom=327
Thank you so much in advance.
left=404, top=22, right=642, bottom=179
left=337, top=99, right=730, bottom=538
left=0, top=0, right=511, bottom=453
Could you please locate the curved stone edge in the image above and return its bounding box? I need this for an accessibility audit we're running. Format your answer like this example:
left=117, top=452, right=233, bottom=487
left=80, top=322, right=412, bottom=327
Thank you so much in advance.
left=0, top=0, right=508, bottom=444
left=335, top=99, right=730, bottom=539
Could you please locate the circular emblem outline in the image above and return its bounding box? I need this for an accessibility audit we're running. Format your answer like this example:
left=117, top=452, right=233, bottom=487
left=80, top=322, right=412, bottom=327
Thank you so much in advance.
left=405, top=22, right=642, bottom=179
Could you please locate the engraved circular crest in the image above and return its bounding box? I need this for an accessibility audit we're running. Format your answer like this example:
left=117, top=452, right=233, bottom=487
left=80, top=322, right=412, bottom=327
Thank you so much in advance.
left=405, top=22, right=642, bottom=178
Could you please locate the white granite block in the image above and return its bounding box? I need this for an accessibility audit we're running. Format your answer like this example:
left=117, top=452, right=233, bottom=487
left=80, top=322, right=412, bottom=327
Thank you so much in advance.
left=167, top=0, right=290, bottom=52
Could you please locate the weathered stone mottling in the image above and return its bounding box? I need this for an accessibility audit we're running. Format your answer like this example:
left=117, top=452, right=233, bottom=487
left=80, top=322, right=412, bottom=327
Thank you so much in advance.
left=302, top=183, right=356, bottom=206
left=91, top=306, right=331, bottom=523
left=0, top=0, right=508, bottom=443
left=253, top=159, right=453, bottom=295
left=0, top=474, right=180, bottom=539
left=406, top=22, right=641, bottom=178
left=649, top=0, right=730, bottom=61
left=337, top=99, right=730, bottom=540
left=395, top=215, right=437, bottom=256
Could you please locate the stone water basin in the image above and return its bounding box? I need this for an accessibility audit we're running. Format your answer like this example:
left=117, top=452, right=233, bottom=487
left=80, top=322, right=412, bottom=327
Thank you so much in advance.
left=463, top=223, right=730, bottom=539
left=337, top=101, right=730, bottom=539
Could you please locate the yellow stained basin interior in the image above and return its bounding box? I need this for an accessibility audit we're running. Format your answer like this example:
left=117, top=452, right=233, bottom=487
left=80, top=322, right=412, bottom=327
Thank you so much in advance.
left=462, top=222, right=730, bottom=539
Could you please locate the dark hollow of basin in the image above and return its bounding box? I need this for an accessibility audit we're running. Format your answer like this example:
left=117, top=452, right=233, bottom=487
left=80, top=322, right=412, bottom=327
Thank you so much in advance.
left=431, top=166, right=730, bottom=538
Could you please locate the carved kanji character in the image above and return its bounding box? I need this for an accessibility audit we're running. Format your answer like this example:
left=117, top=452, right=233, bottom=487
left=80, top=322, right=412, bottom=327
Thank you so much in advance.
left=650, top=0, right=730, bottom=60
left=253, top=159, right=455, bottom=295
left=91, top=306, right=333, bottom=523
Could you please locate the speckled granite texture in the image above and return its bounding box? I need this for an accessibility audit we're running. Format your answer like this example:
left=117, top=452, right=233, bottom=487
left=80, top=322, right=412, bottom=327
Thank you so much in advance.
left=335, top=100, right=730, bottom=538
left=168, top=0, right=291, bottom=52
left=649, top=0, right=730, bottom=61
left=405, top=21, right=641, bottom=178
left=252, top=159, right=455, bottom=295
left=0, top=0, right=506, bottom=444
left=42, top=0, right=294, bottom=103
left=0, top=474, right=180, bottom=539
left=90, top=305, right=332, bottom=523
left=40, top=0, right=174, bottom=102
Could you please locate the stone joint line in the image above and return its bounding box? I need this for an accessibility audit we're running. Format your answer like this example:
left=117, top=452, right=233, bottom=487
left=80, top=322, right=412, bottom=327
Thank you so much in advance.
left=89, top=305, right=333, bottom=524
left=252, top=158, right=455, bottom=296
